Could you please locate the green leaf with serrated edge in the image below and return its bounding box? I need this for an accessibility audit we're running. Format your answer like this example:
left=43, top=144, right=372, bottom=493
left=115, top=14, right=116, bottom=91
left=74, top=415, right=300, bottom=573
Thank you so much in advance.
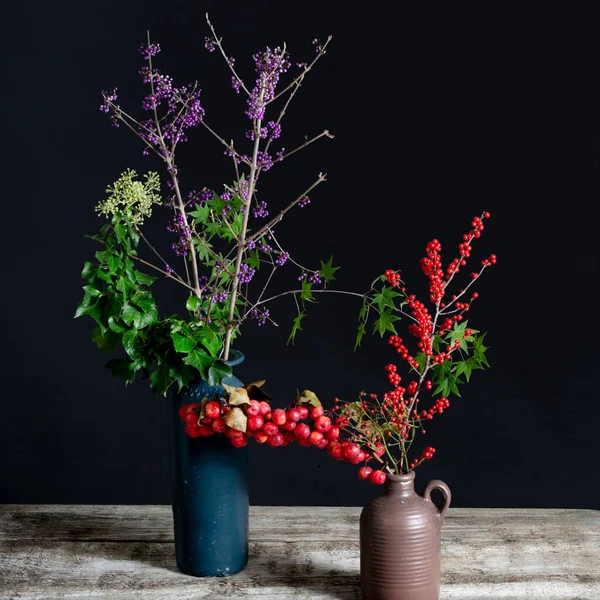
left=171, top=333, right=196, bottom=353
left=288, top=312, right=306, bottom=344
left=372, top=285, right=401, bottom=313
left=319, top=257, right=340, bottom=285
left=355, top=324, right=366, bottom=350
left=194, top=238, right=214, bottom=263
left=415, top=352, right=428, bottom=373
left=231, top=213, right=244, bottom=236
left=373, top=310, right=400, bottom=337
left=301, top=279, right=315, bottom=303
left=207, top=360, right=232, bottom=386
left=189, top=204, right=210, bottom=225
left=246, top=249, right=261, bottom=270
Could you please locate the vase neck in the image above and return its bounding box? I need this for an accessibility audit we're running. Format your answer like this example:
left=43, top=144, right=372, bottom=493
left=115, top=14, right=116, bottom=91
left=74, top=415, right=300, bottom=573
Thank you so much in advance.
left=385, top=472, right=416, bottom=497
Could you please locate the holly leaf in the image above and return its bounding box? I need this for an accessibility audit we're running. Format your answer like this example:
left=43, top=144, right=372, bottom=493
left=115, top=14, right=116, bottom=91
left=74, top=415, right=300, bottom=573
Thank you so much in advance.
left=319, top=256, right=339, bottom=286
left=296, top=390, right=321, bottom=407
left=223, top=406, right=247, bottom=433
left=288, top=312, right=306, bottom=344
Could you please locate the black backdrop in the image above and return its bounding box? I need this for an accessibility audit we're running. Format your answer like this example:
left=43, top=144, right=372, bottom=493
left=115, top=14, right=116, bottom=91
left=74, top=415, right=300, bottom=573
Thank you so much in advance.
left=1, top=2, right=598, bottom=509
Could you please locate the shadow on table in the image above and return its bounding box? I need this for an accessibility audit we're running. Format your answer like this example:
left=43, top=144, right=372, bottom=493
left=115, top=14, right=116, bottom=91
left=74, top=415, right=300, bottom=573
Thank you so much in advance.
left=7, top=510, right=362, bottom=597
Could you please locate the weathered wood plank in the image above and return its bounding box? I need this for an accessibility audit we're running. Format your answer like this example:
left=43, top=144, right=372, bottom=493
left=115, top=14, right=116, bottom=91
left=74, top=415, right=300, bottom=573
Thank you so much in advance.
left=0, top=505, right=598, bottom=600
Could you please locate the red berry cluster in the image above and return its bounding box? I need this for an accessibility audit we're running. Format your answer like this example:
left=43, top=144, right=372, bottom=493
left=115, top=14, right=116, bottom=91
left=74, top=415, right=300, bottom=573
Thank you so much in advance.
left=419, top=239, right=444, bottom=303
left=409, top=447, right=436, bottom=470
left=384, top=269, right=401, bottom=287
left=178, top=392, right=389, bottom=485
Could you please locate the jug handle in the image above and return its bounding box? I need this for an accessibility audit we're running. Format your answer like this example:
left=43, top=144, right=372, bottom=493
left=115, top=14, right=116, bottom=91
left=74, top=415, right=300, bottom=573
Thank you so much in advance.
left=424, top=479, right=451, bottom=518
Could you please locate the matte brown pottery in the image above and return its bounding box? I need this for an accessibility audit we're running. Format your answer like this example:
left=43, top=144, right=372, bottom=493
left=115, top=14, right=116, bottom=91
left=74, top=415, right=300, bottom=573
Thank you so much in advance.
left=360, top=471, right=451, bottom=600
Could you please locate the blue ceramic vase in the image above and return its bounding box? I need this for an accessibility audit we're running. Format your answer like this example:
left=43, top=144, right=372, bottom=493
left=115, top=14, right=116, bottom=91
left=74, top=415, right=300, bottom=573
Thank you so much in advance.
left=170, top=349, right=249, bottom=577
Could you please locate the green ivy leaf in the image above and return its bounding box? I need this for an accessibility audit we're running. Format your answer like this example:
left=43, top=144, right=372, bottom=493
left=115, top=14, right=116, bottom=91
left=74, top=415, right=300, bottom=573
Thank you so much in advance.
left=171, top=333, right=196, bottom=353
left=149, top=363, right=173, bottom=396
left=91, top=327, right=121, bottom=353
left=105, top=357, right=137, bottom=384
left=196, top=327, right=221, bottom=357
left=207, top=360, right=233, bottom=386
left=183, top=347, right=213, bottom=373
left=135, top=271, right=157, bottom=286
left=186, top=295, right=201, bottom=313
left=122, top=330, right=148, bottom=360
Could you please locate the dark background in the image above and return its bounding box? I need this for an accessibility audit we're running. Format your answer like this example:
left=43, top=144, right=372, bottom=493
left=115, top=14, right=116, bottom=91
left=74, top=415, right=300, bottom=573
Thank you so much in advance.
left=2, top=2, right=598, bottom=509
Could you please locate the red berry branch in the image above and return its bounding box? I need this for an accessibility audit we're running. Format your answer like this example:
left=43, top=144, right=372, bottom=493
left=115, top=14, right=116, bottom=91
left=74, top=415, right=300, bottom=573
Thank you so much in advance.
left=179, top=213, right=495, bottom=485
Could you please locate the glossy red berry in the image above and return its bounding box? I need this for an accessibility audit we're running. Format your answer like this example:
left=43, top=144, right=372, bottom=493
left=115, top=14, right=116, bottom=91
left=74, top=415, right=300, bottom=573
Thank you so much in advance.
left=247, top=415, right=265, bottom=432
left=184, top=412, right=199, bottom=426
left=309, top=406, right=325, bottom=419
left=294, top=423, right=311, bottom=440
left=358, top=467, right=373, bottom=481
left=324, top=425, right=340, bottom=441
left=370, top=470, right=386, bottom=485
left=258, top=401, right=271, bottom=416
left=246, top=400, right=261, bottom=416
left=230, top=433, right=248, bottom=448
left=204, top=401, right=221, bottom=419
left=296, top=406, right=309, bottom=420
left=198, top=424, right=214, bottom=437
left=254, top=430, right=269, bottom=444
left=263, top=422, right=279, bottom=437
left=282, top=420, right=297, bottom=431
left=287, top=408, right=301, bottom=422
left=271, top=408, right=287, bottom=426
left=211, top=417, right=227, bottom=434
left=309, top=430, right=324, bottom=445
left=344, top=444, right=361, bottom=461
left=313, top=415, right=332, bottom=433
left=268, top=433, right=285, bottom=447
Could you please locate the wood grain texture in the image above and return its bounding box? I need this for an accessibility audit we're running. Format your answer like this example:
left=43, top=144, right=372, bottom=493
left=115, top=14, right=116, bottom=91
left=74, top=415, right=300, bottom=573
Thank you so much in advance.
left=0, top=505, right=598, bottom=599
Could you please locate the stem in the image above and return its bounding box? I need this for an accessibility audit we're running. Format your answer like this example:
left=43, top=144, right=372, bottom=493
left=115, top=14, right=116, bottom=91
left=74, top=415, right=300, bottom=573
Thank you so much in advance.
left=131, top=256, right=196, bottom=292
left=246, top=174, right=327, bottom=245
left=274, top=130, right=334, bottom=164
left=222, top=78, right=267, bottom=360
left=254, top=288, right=366, bottom=307
left=205, top=13, right=251, bottom=96
left=146, top=32, right=202, bottom=298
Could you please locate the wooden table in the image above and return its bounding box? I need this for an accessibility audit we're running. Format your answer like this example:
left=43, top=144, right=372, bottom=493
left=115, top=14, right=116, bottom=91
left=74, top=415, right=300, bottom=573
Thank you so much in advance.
left=0, top=505, right=598, bottom=599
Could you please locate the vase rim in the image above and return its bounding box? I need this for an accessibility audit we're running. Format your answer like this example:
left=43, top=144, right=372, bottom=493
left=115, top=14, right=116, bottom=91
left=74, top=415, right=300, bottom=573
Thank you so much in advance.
left=386, top=470, right=415, bottom=483
left=225, top=348, right=245, bottom=368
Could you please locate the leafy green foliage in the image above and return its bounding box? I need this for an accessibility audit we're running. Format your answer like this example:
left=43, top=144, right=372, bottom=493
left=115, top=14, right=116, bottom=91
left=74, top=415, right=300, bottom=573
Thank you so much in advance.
left=288, top=311, right=306, bottom=344
left=319, top=257, right=339, bottom=286
left=75, top=211, right=231, bottom=396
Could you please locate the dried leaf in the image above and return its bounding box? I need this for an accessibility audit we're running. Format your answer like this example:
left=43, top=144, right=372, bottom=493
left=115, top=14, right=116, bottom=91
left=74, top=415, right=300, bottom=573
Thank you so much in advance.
left=229, top=387, right=251, bottom=406
left=296, top=390, right=321, bottom=407
left=222, top=383, right=238, bottom=395
left=248, top=379, right=266, bottom=388
left=245, top=383, right=273, bottom=402
left=223, top=407, right=247, bottom=432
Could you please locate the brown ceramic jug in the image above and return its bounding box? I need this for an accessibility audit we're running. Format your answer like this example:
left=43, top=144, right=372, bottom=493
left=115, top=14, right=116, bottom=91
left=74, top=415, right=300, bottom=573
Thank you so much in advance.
left=360, top=471, right=451, bottom=600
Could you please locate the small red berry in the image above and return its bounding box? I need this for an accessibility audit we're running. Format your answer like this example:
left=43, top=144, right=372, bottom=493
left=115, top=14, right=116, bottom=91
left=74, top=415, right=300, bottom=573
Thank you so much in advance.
left=282, top=420, right=297, bottom=432
left=198, top=424, right=214, bottom=437
left=268, top=433, right=285, bottom=447
left=324, top=425, right=340, bottom=441
left=271, top=408, right=287, bottom=426
left=358, top=467, right=373, bottom=481
left=185, top=424, right=201, bottom=438
left=263, top=422, right=279, bottom=436
left=297, top=437, right=312, bottom=447
left=294, top=423, right=311, bottom=440
left=313, top=415, right=332, bottom=433
left=247, top=415, right=265, bottom=432
left=184, top=412, right=199, bottom=426
left=309, top=430, right=324, bottom=445
left=230, top=433, right=248, bottom=448
left=211, top=417, right=227, bottom=433
left=370, top=470, right=386, bottom=485
left=204, top=401, right=221, bottom=419
left=258, top=401, right=271, bottom=416
left=344, top=444, right=361, bottom=461
left=296, top=406, right=309, bottom=420
left=254, top=430, right=269, bottom=444
left=287, top=408, right=301, bottom=422
left=309, top=406, right=325, bottom=420
left=315, top=437, right=329, bottom=450
left=246, top=400, right=261, bottom=416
